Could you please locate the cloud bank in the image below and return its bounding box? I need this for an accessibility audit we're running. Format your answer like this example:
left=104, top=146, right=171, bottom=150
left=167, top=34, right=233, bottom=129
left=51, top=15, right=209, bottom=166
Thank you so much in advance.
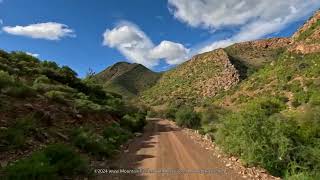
left=103, top=22, right=189, bottom=68
left=2, top=22, right=75, bottom=40
left=168, top=0, right=320, bottom=53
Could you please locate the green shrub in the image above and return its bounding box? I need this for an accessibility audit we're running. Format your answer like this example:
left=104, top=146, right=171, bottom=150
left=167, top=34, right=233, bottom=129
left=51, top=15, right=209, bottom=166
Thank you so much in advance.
left=147, top=110, right=158, bottom=118
left=4, top=84, right=36, bottom=98
left=33, top=82, right=76, bottom=94
left=71, top=127, right=115, bottom=157
left=0, top=115, right=37, bottom=150
left=292, top=91, right=311, bottom=107
left=163, top=106, right=178, bottom=119
left=310, top=91, right=320, bottom=106
left=0, top=70, right=14, bottom=89
left=41, top=61, right=59, bottom=70
left=200, top=107, right=218, bottom=126
left=33, top=75, right=51, bottom=84
left=43, top=144, right=89, bottom=176
left=120, top=112, right=147, bottom=132
left=74, top=98, right=104, bottom=113
left=4, top=152, right=57, bottom=180
left=45, top=90, right=70, bottom=104
left=175, top=107, right=201, bottom=129
left=4, top=144, right=88, bottom=179
left=215, top=98, right=320, bottom=178
left=103, top=123, right=132, bottom=146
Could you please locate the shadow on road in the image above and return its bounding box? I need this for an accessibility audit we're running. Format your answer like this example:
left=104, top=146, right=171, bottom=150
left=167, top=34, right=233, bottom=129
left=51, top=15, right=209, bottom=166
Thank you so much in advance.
left=95, top=118, right=179, bottom=180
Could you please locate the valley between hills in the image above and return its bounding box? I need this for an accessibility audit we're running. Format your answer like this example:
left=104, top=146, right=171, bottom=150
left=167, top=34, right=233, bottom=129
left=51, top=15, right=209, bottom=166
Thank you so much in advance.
left=0, top=9, right=320, bottom=180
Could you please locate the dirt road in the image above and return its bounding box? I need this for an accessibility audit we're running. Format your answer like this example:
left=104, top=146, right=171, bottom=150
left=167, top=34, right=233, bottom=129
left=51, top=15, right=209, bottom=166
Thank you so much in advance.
left=97, top=119, right=243, bottom=180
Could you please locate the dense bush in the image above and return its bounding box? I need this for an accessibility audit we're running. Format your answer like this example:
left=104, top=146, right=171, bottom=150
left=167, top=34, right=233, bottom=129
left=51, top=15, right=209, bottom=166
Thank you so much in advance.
left=71, top=127, right=116, bottom=158
left=74, top=98, right=106, bottom=113
left=0, top=70, right=36, bottom=98
left=175, top=107, right=201, bottom=129
left=200, top=107, right=219, bottom=126
left=163, top=106, right=178, bottom=119
left=4, top=84, right=36, bottom=98
left=4, top=144, right=88, bottom=179
left=45, top=90, right=71, bottom=104
left=215, top=97, right=320, bottom=178
left=146, top=110, right=158, bottom=118
left=0, top=115, right=37, bottom=150
left=103, top=123, right=132, bottom=146
left=0, top=70, right=15, bottom=89
left=120, top=112, right=147, bottom=132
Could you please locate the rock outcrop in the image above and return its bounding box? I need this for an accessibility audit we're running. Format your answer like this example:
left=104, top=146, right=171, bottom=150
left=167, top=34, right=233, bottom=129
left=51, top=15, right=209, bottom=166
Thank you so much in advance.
left=288, top=10, right=320, bottom=54
left=142, top=49, right=240, bottom=105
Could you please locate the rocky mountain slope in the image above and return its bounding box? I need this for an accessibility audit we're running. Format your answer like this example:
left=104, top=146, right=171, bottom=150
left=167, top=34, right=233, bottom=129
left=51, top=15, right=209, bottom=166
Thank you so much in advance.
left=224, top=38, right=291, bottom=69
left=142, top=49, right=240, bottom=106
left=145, top=10, right=320, bottom=180
left=141, top=38, right=292, bottom=106
left=216, top=10, right=320, bottom=110
left=141, top=10, right=320, bottom=107
left=94, top=62, right=160, bottom=98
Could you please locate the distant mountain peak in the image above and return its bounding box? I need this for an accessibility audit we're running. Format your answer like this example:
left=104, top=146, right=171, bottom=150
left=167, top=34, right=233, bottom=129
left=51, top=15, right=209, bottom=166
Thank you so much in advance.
left=94, top=61, right=160, bottom=98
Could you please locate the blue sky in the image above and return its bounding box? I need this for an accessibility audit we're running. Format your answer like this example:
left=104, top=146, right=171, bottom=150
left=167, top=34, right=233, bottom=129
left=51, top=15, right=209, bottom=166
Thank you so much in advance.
left=0, top=0, right=319, bottom=77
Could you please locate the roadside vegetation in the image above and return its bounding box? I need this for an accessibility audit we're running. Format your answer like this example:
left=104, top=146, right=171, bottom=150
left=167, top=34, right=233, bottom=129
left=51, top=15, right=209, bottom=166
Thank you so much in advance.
left=212, top=52, right=320, bottom=179
left=0, top=50, right=147, bottom=179
left=148, top=51, right=320, bottom=179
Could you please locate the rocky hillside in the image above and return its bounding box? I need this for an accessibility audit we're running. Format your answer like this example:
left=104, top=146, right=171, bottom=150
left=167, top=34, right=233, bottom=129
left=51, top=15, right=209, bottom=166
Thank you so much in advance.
left=94, top=62, right=160, bottom=98
left=289, top=10, right=320, bottom=54
left=149, top=10, right=320, bottom=180
left=292, top=10, right=320, bottom=43
left=141, top=37, right=292, bottom=106
left=141, top=10, right=320, bottom=107
left=215, top=10, right=320, bottom=110
left=142, top=49, right=240, bottom=106
left=224, top=38, right=291, bottom=69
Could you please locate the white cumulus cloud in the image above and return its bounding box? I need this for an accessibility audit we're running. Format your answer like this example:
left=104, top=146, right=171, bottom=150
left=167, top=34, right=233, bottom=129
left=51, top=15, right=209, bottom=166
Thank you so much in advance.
left=103, top=22, right=189, bottom=68
left=26, top=52, right=39, bottom=58
left=2, top=22, right=75, bottom=40
left=168, top=0, right=320, bottom=53
left=149, top=40, right=189, bottom=65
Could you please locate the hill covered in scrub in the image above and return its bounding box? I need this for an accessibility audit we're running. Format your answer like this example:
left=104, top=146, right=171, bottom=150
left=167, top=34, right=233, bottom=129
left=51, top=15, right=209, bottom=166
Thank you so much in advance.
left=141, top=11, right=320, bottom=107
left=141, top=37, right=292, bottom=106
left=150, top=10, right=320, bottom=179
left=93, top=62, right=161, bottom=98
left=142, top=49, right=241, bottom=106
left=0, top=50, right=147, bottom=179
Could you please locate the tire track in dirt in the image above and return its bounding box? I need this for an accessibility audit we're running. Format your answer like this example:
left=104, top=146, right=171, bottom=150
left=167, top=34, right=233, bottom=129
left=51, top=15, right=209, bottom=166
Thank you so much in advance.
left=97, top=119, right=244, bottom=180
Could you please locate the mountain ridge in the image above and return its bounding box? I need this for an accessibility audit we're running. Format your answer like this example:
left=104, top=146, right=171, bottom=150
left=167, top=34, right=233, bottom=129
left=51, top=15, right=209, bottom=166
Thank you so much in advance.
left=94, top=61, right=161, bottom=98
